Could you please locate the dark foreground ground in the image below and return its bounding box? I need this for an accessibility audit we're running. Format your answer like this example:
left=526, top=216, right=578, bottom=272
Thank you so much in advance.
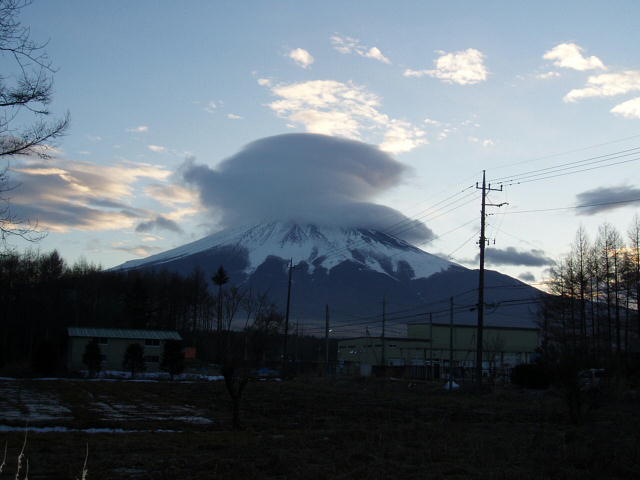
left=0, top=377, right=639, bottom=479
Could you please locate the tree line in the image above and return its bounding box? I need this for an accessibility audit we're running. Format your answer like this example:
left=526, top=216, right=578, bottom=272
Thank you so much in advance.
left=541, top=215, right=640, bottom=366
left=0, top=249, right=321, bottom=375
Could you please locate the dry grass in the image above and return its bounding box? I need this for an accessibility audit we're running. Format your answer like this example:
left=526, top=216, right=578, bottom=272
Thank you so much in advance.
left=0, top=377, right=639, bottom=478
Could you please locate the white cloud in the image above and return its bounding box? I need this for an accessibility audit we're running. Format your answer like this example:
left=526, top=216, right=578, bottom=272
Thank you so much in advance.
left=147, top=145, right=166, bottom=153
left=543, top=43, right=606, bottom=71
left=288, top=48, right=314, bottom=68
left=564, top=70, right=640, bottom=102
left=379, top=120, right=426, bottom=153
left=611, top=96, right=640, bottom=119
left=126, top=125, right=149, bottom=133
left=468, top=136, right=495, bottom=147
left=331, top=35, right=391, bottom=64
left=257, top=78, right=272, bottom=87
left=227, top=113, right=243, bottom=120
left=536, top=71, right=561, bottom=79
left=204, top=101, right=217, bottom=113
left=404, top=48, right=488, bottom=85
left=364, top=47, right=391, bottom=64
left=264, top=79, right=426, bottom=153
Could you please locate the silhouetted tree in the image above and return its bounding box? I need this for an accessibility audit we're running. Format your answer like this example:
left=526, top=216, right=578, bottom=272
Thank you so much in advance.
left=0, top=0, right=69, bottom=242
left=123, top=343, right=145, bottom=378
left=160, top=339, right=184, bottom=380
left=82, top=339, right=102, bottom=377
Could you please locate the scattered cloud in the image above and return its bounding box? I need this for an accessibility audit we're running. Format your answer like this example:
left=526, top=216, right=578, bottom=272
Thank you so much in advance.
left=543, top=43, right=606, bottom=71
left=483, top=247, right=555, bottom=267
left=404, top=48, right=488, bottom=85
left=86, top=135, right=102, bottom=142
left=536, top=71, right=561, bottom=79
left=575, top=185, right=640, bottom=215
left=519, top=272, right=536, bottom=282
left=564, top=70, right=640, bottom=102
left=288, top=48, right=314, bottom=68
left=611, top=96, right=640, bottom=118
left=204, top=101, right=217, bottom=113
left=147, top=145, right=166, bottom=153
left=257, top=78, right=272, bottom=87
left=263, top=79, right=426, bottom=153
left=8, top=156, right=174, bottom=233
left=135, top=215, right=183, bottom=234
left=126, top=126, right=149, bottom=133
left=112, top=244, right=163, bottom=257
left=424, top=118, right=443, bottom=126
left=331, top=35, right=391, bottom=64
left=144, top=184, right=198, bottom=207
left=179, top=133, right=434, bottom=243
left=468, top=136, right=495, bottom=147
left=227, top=113, right=243, bottom=120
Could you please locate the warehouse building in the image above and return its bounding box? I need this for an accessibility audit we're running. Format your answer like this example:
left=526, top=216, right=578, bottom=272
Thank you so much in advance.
left=337, top=322, right=538, bottom=379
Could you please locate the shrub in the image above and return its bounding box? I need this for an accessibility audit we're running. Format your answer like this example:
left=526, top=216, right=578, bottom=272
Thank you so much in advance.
left=511, top=363, right=552, bottom=389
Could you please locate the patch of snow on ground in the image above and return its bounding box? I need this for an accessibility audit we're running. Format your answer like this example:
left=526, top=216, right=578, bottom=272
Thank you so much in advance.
left=0, top=384, right=72, bottom=422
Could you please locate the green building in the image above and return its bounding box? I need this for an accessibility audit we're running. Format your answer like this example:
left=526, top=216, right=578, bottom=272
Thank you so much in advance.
left=67, top=327, right=182, bottom=373
left=337, top=322, right=538, bottom=378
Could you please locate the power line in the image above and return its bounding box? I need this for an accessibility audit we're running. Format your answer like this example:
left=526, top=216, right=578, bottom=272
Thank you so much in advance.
left=498, top=154, right=640, bottom=187
left=489, top=133, right=640, bottom=172
left=499, top=197, right=640, bottom=215
left=490, top=146, right=640, bottom=183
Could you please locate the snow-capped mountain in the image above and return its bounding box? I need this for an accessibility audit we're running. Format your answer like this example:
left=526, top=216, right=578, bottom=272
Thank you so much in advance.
left=118, top=221, right=456, bottom=281
left=115, top=222, right=543, bottom=331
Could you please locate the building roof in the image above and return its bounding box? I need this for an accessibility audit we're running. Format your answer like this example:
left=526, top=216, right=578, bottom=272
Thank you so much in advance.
left=408, top=322, right=538, bottom=332
left=338, top=337, right=431, bottom=343
left=67, top=327, right=182, bottom=340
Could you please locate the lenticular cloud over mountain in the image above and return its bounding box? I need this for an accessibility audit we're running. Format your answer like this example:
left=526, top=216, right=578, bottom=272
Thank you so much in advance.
left=179, top=133, right=433, bottom=243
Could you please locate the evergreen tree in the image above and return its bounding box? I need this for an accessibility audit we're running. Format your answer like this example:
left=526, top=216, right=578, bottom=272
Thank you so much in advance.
left=123, top=343, right=145, bottom=378
left=82, top=339, right=102, bottom=377
left=160, top=339, right=184, bottom=380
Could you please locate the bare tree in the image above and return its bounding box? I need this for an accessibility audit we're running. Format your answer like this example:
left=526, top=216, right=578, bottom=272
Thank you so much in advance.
left=0, top=0, right=69, bottom=242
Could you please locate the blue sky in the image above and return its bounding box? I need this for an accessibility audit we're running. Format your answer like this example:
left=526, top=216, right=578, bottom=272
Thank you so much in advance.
left=6, top=0, right=640, bottom=283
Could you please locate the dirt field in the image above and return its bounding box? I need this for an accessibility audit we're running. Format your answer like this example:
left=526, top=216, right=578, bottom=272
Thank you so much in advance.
left=0, top=377, right=639, bottom=479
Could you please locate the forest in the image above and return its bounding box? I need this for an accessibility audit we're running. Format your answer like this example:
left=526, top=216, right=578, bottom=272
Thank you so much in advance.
left=0, top=250, right=329, bottom=376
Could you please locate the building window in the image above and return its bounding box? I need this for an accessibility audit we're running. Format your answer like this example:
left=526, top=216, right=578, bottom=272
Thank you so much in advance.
left=144, top=355, right=159, bottom=363
left=145, top=339, right=160, bottom=346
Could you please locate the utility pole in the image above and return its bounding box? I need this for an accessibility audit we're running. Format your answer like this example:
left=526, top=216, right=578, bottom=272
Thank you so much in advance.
left=325, top=304, right=330, bottom=376
left=449, top=296, right=454, bottom=389
left=429, top=312, right=433, bottom=380
left=475, top=170, right=505, bottom=388
left=282, top=259, right=293, bottom=375
left=381, top=297, right=386, bottom=372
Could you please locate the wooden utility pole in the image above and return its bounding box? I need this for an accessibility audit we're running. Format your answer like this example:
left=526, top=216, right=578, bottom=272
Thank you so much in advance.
left=449, top=296, right=454, bottom=389
left=325, top=304, right=330, bottom=375
left=475, top=170, right=505, bottom=388
left=282, top=259, right=293, bottom=374
left=429, top=312, right=433, bottom=380
left=381, top=297, right=387, bottom=370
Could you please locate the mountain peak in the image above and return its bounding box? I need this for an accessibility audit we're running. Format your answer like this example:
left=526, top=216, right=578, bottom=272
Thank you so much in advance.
left=115, top=221, right=457, bottom=281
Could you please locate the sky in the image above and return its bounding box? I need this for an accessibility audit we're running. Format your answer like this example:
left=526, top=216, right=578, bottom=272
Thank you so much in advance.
left=4, top=0, right=640, bottom=284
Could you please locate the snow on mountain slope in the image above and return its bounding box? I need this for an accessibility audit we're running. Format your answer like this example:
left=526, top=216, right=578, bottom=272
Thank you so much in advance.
left=116, top=222, right=458, bottom=280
